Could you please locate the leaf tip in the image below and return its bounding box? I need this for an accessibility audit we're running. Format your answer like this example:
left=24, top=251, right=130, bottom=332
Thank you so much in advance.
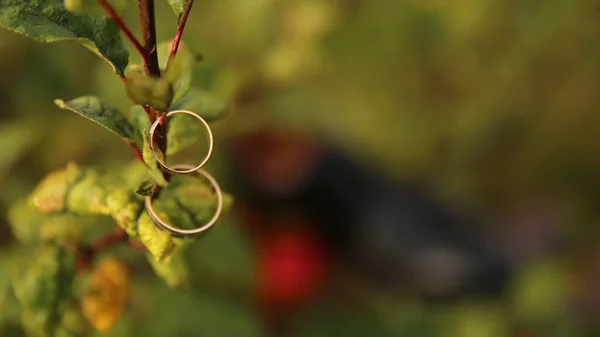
left=54, top=99, right=67, bottom=109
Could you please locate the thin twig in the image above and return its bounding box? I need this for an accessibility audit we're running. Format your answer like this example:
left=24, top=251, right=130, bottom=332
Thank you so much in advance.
left=118, top=73, right=128, bottom=85
left=76, top=226, right=129, bottom=273
left=97, top=0, right=149, bottom=65
left=167, top=0, right=195, bottom=67
left=127, top=240, right=148, bottom=252
left=125, top=140, right=146, bottom=165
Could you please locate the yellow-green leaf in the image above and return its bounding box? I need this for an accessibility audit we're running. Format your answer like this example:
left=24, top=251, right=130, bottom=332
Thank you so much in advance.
left=142, top=131, right=169, bottom=187
left=148, top=251, right=190, bottom=288
left=30, top=162, right=83, bottom=214
left=106, top=188, right=143, bottom=237
left=66, top=169, right=113, bottom=215
left=137, top=211, right=185, bottom=264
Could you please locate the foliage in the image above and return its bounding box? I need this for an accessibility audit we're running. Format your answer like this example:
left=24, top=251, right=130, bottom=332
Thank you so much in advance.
left=0, top=0, right=129, bottom=74
left=1, top=0, right=599, bottom=336
left=0, top=0, right=233, bottom=335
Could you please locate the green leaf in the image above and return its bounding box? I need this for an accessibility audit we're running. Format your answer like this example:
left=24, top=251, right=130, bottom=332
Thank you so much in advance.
left=0, top=0, right=129, bottom=74
left=12, top=245, right=76, bottom=337
left=125, top=64, right=173, bottom=111
left=510, top=259, right=568, bottom=324
left=55, top=96, right=135, bottom=141
left=147, top=251, right=190, bottom=288
left=166, top=0, right=191, bottom=21
left=8, top=200, right=83, bottom=245
left=135, top=180, right=156, bottom=197
left=157, top=39, right=193, bottom=102
left=171, top=87, right=228, bottom=121
left=168, top=176, right=234, bottom=225
left=64, top=0, right=126, bottom=15
left=0, top=249, right=21, bottom=328
left=129, top=105, right=150, bottom=150
left=167, top=89, right=228, bottom=155
left=54, top=304, right=92, bottom=337
left=0, top=119, right=37, bottom=179
left=142, top=131, right=169, bottom=187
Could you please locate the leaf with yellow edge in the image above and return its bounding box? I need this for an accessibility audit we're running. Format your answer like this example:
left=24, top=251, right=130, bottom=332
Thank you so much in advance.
left=82, top=256, right=131, bottom=333
left=30, top=162, right=82, bottom=213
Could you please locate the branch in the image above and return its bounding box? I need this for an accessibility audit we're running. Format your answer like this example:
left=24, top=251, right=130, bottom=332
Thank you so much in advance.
left=167, top=0, right=195, bottom=67
left=97, top=0, right=148, bottom=65
left=137, top=0, right=161, bottom=77
left=138, top=0, right=170, bottom=185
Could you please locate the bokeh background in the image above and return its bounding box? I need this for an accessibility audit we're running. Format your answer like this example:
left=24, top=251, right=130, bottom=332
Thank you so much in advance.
left=1, top=0, right=600, bottom=336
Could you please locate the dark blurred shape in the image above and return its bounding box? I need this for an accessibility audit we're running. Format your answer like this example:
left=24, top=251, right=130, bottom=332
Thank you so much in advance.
left=226, top=128, right=513, bottom=301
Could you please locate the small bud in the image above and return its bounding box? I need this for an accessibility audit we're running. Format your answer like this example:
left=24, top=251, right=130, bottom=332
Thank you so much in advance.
left=125, top=64, right=174, bottom=111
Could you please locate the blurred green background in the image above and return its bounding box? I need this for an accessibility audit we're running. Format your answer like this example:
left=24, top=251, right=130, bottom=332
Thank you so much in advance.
left=1, top=0, right=600, bottom=336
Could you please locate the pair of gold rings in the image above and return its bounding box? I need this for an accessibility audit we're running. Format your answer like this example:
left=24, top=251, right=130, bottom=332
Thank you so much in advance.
left=144, top=110, right=223, bottom=238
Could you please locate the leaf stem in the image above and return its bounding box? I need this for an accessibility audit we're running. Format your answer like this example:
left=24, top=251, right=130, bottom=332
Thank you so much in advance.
left=97, top=0, right=149, bottom=68
left=167, top=0, right=195, bottom=67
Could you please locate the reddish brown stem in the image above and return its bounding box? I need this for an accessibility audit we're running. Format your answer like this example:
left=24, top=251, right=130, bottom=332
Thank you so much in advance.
left=127, top=240, right=148, bottom=252
left=137, top=0, right=170, bottom=184
left=118, top=73, right=128, bottom=85
left=97, top=0, right=149, bottom=67
left=137, top=0, right=161, bottom=77
left=92, top=227, right=128, bottom=251
left=167, top=0, right=195, bottom=67
left=76, top=226, right=129, bottom=273
left=126, top=140, right=146, bottom=165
